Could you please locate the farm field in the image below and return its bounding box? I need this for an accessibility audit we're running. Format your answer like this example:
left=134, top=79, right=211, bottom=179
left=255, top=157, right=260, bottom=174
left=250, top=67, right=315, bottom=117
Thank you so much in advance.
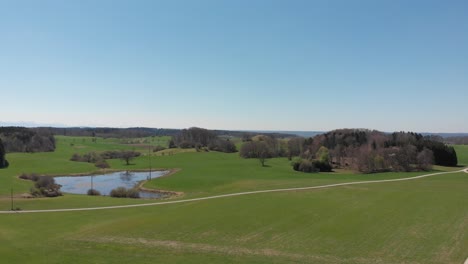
left=0, top=136, right=467, bottom=264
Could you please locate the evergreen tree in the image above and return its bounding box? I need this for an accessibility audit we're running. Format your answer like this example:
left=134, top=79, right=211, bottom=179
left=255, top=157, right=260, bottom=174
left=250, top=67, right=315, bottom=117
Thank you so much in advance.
left=0, top=138, right=8, bottom=168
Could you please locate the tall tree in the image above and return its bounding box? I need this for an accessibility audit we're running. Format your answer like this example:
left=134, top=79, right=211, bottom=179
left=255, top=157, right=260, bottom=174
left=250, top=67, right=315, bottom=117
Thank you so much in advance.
left=120, top=151, right=141, bottom=165
left=0, top=138, right=8, bottom=168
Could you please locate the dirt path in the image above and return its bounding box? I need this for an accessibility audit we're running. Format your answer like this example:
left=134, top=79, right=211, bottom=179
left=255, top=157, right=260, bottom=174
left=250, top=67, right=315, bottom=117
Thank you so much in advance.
left=1, top=168, right=466, bottom=214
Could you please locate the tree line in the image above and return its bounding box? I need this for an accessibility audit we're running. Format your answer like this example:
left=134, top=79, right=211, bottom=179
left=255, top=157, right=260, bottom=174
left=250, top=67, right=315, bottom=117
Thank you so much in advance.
left=302, top=129, right=457, bottom=173
left=239, top=129, right=458, bottom=173
left=0, top=138, right=8, bottom=168
left=33, top=126, right=296, bottom=139
left=36, top=127, right=181, bottom=138
left=0, top=127, right=55, bottom=153
left=71, top=150, right=141, bottom=167
left=170, top=127, right=237, bottom=153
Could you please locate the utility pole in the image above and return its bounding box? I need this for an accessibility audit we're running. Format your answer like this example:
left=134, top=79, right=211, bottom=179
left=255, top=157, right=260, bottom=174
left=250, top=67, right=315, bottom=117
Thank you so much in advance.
left=148, top=145, right=152, bottom=180
left=10, top=188, right=13, bottom=211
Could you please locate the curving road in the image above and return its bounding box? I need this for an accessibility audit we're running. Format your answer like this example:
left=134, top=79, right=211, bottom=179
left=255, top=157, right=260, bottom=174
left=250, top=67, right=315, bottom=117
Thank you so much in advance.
left=1, top=168, right=467, bottom=214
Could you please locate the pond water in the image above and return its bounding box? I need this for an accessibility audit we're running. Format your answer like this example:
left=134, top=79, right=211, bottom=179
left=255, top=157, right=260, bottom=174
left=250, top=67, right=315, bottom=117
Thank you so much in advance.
left=54, top=170, right=169, bottom=199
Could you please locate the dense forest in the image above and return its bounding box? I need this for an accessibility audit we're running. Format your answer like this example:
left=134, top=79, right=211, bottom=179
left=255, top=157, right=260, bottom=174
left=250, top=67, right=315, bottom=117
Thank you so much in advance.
left=239, top=129, right=458, bottom=173
left=0, top=127, right=55, bottom=153
left=171, top=127, right=237, bottom=153
left=301, top=129, right=457, bottom=173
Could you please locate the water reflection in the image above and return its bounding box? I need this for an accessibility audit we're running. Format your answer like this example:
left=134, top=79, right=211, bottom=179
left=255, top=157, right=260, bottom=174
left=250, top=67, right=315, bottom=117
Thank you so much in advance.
left=119, top=171, right=133, bottom=181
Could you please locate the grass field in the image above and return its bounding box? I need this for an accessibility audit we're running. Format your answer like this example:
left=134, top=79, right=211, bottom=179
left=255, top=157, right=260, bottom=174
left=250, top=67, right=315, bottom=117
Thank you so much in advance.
left=454, top=145, right=468, bottom=166
left=0, top=137, right=467, bottom=263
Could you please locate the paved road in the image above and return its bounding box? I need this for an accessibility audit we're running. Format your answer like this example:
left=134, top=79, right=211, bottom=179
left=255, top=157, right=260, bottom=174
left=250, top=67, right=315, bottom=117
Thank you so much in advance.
left=1, top=168, right=467, bottom=214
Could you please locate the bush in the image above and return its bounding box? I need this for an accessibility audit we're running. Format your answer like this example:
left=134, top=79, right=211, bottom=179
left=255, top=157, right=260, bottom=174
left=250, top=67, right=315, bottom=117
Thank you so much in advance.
left=70, top=153, right=81, bottom=161
left=21, top=175, right=63, bottom=197
left=110, top=187, right=128, bottom=198
left=19, top=173, right=39, bottom=181
left=26, top=176, right=62, bottom=197
left=87, top=189, right=101, bottom=196
left=312, top=160, right=333, bottom=172
left=292, top=159, right=332, bottom=173
left=29, top=187, right=42, bottom=197
left=95, top=160, right=110, bottom=169
left=126, top=188, right=140, bottom=198
left=110, top=187, right=140, bottom=198
left=292, top=159, right=318, bottom=173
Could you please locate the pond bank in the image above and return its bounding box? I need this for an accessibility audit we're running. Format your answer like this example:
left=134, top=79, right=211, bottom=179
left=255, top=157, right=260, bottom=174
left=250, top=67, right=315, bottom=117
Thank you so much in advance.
left=17, top=168, right=182, bottom=200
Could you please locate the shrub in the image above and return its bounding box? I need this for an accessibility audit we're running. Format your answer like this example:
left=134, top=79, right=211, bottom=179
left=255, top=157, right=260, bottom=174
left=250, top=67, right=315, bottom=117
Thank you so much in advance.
left=110, top=187, right=140, bottom=198
left=291, top=158, right=332, bottom=173
left=70, top=153, right=81, bottom=161
left=292, top=159, right=318, bottom=173
left=95, top=160, right=110, bottom=169
left=19, top=173, right=39, bottom=181
left=29, top=187, right=42, bottom=197
left=87, top=189, right=101, bottom=196
left=126, top=188, right=140, bottom=198
left=26, top=176, right=62, bottom=197
left=110, top=187, right=128, bottom=198
left=312, top=160, right=333, bottom=172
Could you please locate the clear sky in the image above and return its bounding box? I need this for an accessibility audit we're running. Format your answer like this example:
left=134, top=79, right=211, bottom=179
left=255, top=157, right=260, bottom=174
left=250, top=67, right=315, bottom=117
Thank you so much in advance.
left=1, top=0, right=467, bottom=132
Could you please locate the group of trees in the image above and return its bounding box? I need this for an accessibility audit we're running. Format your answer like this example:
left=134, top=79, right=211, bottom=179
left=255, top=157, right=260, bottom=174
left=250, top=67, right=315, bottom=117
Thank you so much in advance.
left=291, top=146, right=333, bottom=172
left=239, top=135, right=291, bottom=166
left=298, top=129, right=458, bottom=173
left=239, top=140, right=272, bottom=166
left=19, top=174, right=62, bottom=197
left=35, top=127, right=181, bottom=138
left=171, top=127, right=237, bottom=153
left=239, top=129, right=458, bottom=173
left=239, top=134, right=331, bottom=170
left=0, top=127, right=55, bottom=153
left=71, top=150, right=141, bottom=167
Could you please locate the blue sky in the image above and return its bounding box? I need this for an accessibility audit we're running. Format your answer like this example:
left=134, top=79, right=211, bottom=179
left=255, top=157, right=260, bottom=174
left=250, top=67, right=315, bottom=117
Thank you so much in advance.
left=1, top=0, right=467, bottom=132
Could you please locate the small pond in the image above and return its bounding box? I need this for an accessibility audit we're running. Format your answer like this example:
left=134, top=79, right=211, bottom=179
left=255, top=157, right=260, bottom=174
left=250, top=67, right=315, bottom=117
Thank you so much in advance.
left=54, top=170, right=169, bottom=199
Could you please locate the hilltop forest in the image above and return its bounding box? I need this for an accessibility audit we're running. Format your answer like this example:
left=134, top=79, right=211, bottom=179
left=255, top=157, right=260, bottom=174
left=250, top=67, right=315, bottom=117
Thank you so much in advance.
left=240, top=129, right=457, bottom=173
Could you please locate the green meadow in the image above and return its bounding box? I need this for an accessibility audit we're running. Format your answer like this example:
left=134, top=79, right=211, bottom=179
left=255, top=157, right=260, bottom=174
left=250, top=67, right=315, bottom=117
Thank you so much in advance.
left=0, top=136, right=467, bottom=263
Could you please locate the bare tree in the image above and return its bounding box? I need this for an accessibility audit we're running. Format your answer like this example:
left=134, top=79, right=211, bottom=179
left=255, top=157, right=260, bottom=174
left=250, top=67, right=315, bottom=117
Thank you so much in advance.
left=417, top=148, right=434, bottom=171
left=120, top=151, right=141, bottom=165
left=287, top=137, right=304, bottom=159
